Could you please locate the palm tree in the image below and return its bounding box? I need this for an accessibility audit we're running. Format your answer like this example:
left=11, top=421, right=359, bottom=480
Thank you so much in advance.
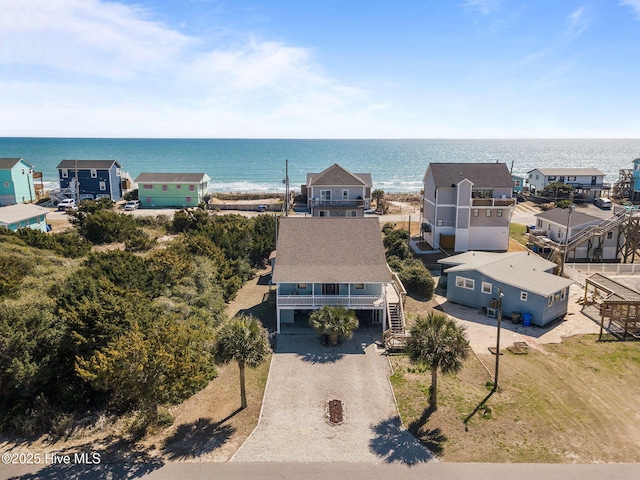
left=372, top=188, right=385, bottom=211
left=406, top=311, right=470, bottom=411
left=216, top=314, right=272, bottom=409
left=309, top=305, right=359, bottom=346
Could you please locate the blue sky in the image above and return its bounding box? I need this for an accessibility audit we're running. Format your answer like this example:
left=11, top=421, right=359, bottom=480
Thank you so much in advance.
left=2, top=0, right=640, bottom=138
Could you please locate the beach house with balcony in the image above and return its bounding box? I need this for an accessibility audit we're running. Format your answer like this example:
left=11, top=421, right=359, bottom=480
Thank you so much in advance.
left=527, top=168, right=608, bottom=199
left=134, top=173, right=210, bottom=208
left=271, top=217, right=405, bottom=334
left=532, top=208, right=624, bottom=262
left=421, top=162, right=515, bottom=252
left=0, top=158, right=36, bottom=206
left=438, top=251, right=573, bottom=327
left=305, top=164, right=372, bottom=217
left=57, top=160, right=123, bottom=201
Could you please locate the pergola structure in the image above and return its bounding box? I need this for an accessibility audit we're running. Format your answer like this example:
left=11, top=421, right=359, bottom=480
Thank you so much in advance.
left=583, top=273, right=640, bottom=341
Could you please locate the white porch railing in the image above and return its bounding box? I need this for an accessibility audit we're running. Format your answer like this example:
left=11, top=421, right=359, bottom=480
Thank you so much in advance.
left=277, top=295, right=384, bottom=308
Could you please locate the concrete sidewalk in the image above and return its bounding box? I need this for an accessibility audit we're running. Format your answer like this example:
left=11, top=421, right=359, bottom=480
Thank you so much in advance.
left=231, top=333, right=434, bottom=464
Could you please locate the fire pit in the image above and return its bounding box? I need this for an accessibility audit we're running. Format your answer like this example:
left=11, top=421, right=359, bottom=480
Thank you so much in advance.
left=326, top=399, right=345, bottom=425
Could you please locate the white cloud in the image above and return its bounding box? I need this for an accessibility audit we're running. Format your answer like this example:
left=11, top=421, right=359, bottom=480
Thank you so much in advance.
left=0, top=0, right=381, bottom=137
left=462, top=0, right=501, bottom=16
left=620, top=0, right=640, bottom=19
left=566, top=6, right=590, bottom=38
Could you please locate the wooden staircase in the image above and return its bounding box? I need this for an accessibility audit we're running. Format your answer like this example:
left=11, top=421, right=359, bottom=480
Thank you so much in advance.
left=383, top=285, right=409, bottom=351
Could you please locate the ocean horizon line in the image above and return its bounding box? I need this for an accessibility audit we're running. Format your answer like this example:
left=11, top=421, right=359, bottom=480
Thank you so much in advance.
left=3, top=136, right=640, bottom=141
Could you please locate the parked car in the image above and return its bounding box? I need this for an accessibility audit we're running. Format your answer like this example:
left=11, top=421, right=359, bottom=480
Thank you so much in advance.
left=124, top=200, right=140, bottom=211
left=57, top=198, right=76, bottom=211
left=257, top=204, right=267, bottom=212
left=594, top=197, right=612, bottom=209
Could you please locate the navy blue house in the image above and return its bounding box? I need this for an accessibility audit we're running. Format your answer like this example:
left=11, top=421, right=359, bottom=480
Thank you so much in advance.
left=56, top=160, right=123, bottom=201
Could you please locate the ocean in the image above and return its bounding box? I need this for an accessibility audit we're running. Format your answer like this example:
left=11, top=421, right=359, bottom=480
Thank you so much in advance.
left=1, top=138, right=639, bottom=193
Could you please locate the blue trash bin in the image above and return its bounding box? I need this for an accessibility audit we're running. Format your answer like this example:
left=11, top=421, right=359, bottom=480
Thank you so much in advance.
left=522, top=313, right=532, bottom=327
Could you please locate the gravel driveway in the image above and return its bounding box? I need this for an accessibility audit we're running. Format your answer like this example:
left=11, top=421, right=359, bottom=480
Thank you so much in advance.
left=231, top=332, right=434, bottom=464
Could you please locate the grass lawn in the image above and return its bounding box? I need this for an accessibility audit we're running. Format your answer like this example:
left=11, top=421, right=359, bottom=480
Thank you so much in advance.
left=509, top=222, right=529, bottom=246
left=390, top=335, right=640, bottom=463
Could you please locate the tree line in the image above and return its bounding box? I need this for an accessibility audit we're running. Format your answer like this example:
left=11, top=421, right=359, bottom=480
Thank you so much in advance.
left=0, top=202, right=275, bottom=434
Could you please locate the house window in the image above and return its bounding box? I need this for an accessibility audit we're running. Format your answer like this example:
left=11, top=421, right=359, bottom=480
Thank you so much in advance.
left=176, top=184, right=182, bottom=190
left=536, top=174, right=539, bottom=180
left=185, top=196, right=192, bottom=203
left=3, top=182, right=8, bottom=188
left=537, top=219, right=542, bottom=228
left=162, top=185, right=168, bottom=192
left=145, top=196, right=152, bottom=204
left=496, top=209, right=503, bottom=217
left=607, top=231, right=613, bottom=240
left=481, top=282, right=492, bottom=294
left=343, top=190, right=349, bottom=199
left=548, top=296, right=553, bottom=307
left=62, top=169, right=68, bottom=178
left=115, top=168, right=121, bottom=176
left=346, top=210, right=357, bottom=217
left=320, top=190, right=331, bottom=201
left=189, top=184, right=195, bottom=192
left=91, top=169, right=97, bottom=178
left=436, top=219, right=443, bottom=226
left=143, top=184, right=153, bottom=190
left=568, top=176, right=576, bottom=181
left=319, top=211, right=329, bottom=217
left=561, top=288, right=566, bottom=300
left=297, top=283, right=307, bottom=289
left=99, top=181, right=106, bottom=191
left=354, top=283, right=364, bottom=290
left=456, top=276, right=475, bottom=290
left=472, top=209, right=479, bottom=217
left=520, top=291, right=528, bottom=301
left=486, top=209, right=492, bottom=217
left=548, top=176, right=556, bottom=181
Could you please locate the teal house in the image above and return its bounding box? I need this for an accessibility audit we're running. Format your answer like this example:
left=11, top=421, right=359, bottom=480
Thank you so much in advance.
left=0, top=158, right=35, bottom=206
left=134, top=173, right=211, bottom=208
left=0, top=204, right=49, bottom=232
left=631, top=158, right=640, bottom=202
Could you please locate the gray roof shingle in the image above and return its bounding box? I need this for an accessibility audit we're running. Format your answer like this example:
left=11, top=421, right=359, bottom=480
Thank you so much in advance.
left=439, top=251, right=573, bottom=296
left=57, top=160, right=121, bottom=170
left=307, top=164, right=372, bottom=188
left=272, top=217, right=391, bottom=284
left=0, top=204, right=49, bottom=225
left=528, top=167, right=605, bottom=177
left=0, top=158, right=31, bottom=169
left=134, top=173, right=210, bottom=184
left=425, top=162, right=513, bottom=188
left=535, top=208, right=600, bottom=227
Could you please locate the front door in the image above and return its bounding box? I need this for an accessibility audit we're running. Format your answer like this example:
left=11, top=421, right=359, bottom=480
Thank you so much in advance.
left=322, top=283, right=338, bottom=295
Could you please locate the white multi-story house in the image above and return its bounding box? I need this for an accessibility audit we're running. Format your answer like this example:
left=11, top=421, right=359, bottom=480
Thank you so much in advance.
left=305, top=164, right=372, bottom=217
left=527, top=168, right=608, bottom=200
left=421, top=163, right=515, bottom=252
left=271, top=217, right=405, bottom=334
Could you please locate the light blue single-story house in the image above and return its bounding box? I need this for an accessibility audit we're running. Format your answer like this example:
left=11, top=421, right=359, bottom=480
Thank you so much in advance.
left=0, top=203, right=50, bottom=232
left=0, top=158, right=36, bottom=206
left=438, top=251, right=574, bottom=326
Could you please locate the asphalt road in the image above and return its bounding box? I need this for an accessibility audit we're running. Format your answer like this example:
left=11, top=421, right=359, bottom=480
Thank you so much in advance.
left=2, top=461, right=639, bottom=480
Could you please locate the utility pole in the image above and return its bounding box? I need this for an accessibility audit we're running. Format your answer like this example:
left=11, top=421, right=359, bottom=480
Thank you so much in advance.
left=74, top=159, right=80, bottom=205
left=464, top=288, right=503, bottom=430
left=560, top=193, right=575, bottom=276
left=284, top=159, right=289, bottom=216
